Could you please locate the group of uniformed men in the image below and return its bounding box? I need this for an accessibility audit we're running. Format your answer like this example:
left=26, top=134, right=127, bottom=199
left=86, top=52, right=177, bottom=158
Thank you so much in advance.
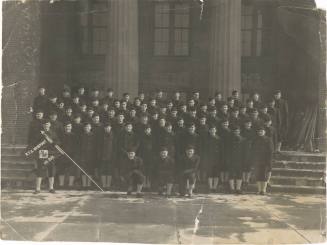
left=27, top=85, right=289, bottom=197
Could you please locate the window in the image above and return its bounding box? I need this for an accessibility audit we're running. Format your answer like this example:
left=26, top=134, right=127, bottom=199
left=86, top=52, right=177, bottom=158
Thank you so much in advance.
left=79, top=0, right=108, bottom=55
left=154, top=2, right=190, bottom=56
left=241, top=5, right=271, bottom=57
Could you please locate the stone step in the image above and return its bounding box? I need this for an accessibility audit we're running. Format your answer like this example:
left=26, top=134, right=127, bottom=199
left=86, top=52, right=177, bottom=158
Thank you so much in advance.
left=275, top=151, right=326, bottom=163
left=1, top=144, right=27, bottom=155
left=1, top=169, right=35, bottom=179
left=270, top=176, right=324, bottom=187
left=1, top=154, right=30, bottom=161
left=272, top=168, right=325, bottom=178
left=273, top=160, right=326, bottom=170
left=270, top=184, right=326, bottom=195
left=2, top=160, right=35, bottom=170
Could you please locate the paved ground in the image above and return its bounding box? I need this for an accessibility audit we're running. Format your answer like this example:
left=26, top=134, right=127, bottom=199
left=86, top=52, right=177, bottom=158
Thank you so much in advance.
left=0, top=190, right=326, bottom=244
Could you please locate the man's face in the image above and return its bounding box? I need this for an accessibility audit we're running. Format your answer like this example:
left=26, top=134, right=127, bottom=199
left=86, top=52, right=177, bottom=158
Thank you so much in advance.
left=80, top=105, right=87, bottom=111
left=215, top=93, right=222, bottom=100
left=125, top=124, right=133, bottom=132
left=93, top=116, right=100, bottom=124
left=118, top=115, right=124, bottom=122
left=232, top=111, right=239, bottom=117
left=247, top=101, right=254, bottom=108
left=159, top=119, right=166, bottom=127
left=258, top=129, right=265, bottom=136
left=275, top=92, right=281, bottom=100
left=150, top=100, right=156, bottom=107
left=141, top=104, right=147, bottom=111
left=141, top=116, right=148, bottom=124
left=188, top=100, right=195, bottom=107
left=253, top=94, right=259, bottom=101
left=174, top=93, right=180, bottom=99
left=186, top=149, right=194, bottom=158
left=107, top=91, right=114, bottom=97
left=36, top=112, right=43, bottom=120
left=160, top=150, right=168, bottom=158
left=261, top=107, right=268, bottom=114
left=193, top=93, right=200, bottom=100
left=177, top=120, right=184, bottom=127
left=190, top=111, right=196, bottom=117
left=209, top=99, right=215, bottom=106
left=188, top=125, right=195, bottom=133
left=130, top=110, right=136, bottom=117
left=252, top=112, right=258, bottom=119
left=209, top=127, right=216, bottom=135
left=124, top=94, right=130, bottom=101
left=152, top=114, right=159, bottom=120
left=264, top=120, right=272, bottom=127
left=87, top=110, right=94, bottom=117
left=167, top=102, right=173, bottom=109
left=240, top=107, right=246, bottom=114
left=65, top=124, right=72, bottom=133
left=181, top=105, right=187, bottom=112
left=127, top=152, right=136, bottom=159
left=160, top=107, right=167, bottom=114
left=114, top=101, right=120, bottom=108
left=171, top=110, right=177, bottom=117
left=84, top=124, right=91, bottom=132
left=108, top=110, right=115, bottom=117
left=222, top=105, right=228, bottom=113
left=39, top=88, right=45, bottom=95
left=74, top=117, right=81, bottom=124
left=139, top=93, right=145, bottom=100
left=269, top=101, right=275, bottom=107
left=210, top=110, right=217, bottom=117
left=200, top=118, right=206, bottom=125
left=228, top=100, right=234, bottom=107
left=232, top=92, right=239, bottom=99
left=66, top=108, right=73, bottom=115
left=157, top=91, right=163, bottom=98
left=121, top=102, right=127, bottom=109
left=43, top=122, right=51, bottom=131
left=63, top=91, right=70, bottom=98
left=166, top=125, right=172, bottom=132
left=135, top=99, right=141, bottom=106
left=73, top=97, right=79, bottom=104
left=92, top=100, right=99, bottom=107
left=59, top=103, right=64, bottom=109
left=102, top=104, right=109, bottom=111
left=78, top=88, right=85, bottom=95
left=201, top=105, right=207, bottom=111
left=222, top=121, right=229, bottom=129
left=93, top=90, right=99, bottom=97
left=244, top=122, right=252, bottom=129
left=50, top=114, right=57, bottom=121
left=104, top=126, right=112, bottom=133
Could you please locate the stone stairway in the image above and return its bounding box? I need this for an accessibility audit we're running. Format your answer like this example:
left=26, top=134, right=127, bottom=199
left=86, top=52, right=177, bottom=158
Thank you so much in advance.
left=269, top=151, right=326, bottom=194
left=1, top=145, right=326, bottom=194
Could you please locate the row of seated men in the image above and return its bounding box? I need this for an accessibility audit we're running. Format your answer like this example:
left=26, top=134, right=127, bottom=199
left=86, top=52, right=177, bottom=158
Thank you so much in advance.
left=27, top=86, right=289, bottom=197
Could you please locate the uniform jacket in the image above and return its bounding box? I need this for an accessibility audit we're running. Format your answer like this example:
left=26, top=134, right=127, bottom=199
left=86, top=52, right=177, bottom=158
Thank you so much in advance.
left=251, top=135, right=274, bottom=170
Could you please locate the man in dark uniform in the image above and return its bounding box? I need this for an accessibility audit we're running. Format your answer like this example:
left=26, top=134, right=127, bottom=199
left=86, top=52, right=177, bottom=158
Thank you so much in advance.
left=274, top=90, right=289, bottom=151
left=138, top=125, right=155, bottom=189
left=228, top=126, right=247, bottom=194
left=31, top=86, right=48, bottom=114
left=102, top=88, right=115, bottom=106
left=207, top=108, right=220, bottom=129
left=113, top=113, right=125, bottom=136
left=172, top=91, right=183, bottom=108
left=122, top=149, right=145, bottom=197
left=198, top=103, right=208, bottom=119
left=252, top=92, right=262, bottom=109
left=250, top=109, right=264, bottom=131
left=214, top=91, right=224, bottom=109
left=57, top=121, right=77, bottom=189
left=31, top=119, right=60, bottom=194
left=179, top=145, right=200, bottom=197
left=78, top=122, right=97, bottom=189
left=206, top=126, right=223, bottom=192
left=61, top=88, right=72, bottom=108
left=241, top=119, right=255, bottom=190
left=92, top=113, right=104, bottom=179
left=218, top=119, right=231, bottom=192
left=229, top=107, right=241, bottom=129
left=231, top=90, right=241, bottom=108
left=27, top=110, right=44, bottom=146
left=49, top=111, right=64, bottom=139
left=251, top=127, right=274, bottom=195
left=197, top=116, right=209, bottom=182
left=99, top=122, right=116, bottom=190
left=156, top=147, right=175, bottom=197
left=218, top=103, right=230, bottom=121
left=207, top=97, right=217, bottom=112
left=72, top=113, right=83, bottom=138
left=46, top=93, right=59, bottom=117
left=192, top=91, right=201, bottom=108
left=182, top=123, right=199, bottom=154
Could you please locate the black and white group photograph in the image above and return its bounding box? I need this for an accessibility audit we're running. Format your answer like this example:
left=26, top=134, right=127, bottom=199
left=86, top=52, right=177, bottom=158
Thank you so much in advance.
left=1, top=0, right=326, bottom=244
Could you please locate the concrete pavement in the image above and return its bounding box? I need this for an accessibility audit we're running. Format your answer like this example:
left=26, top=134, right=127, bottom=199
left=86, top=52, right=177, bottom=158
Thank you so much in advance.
left=1, top=190, right=326, bottom=244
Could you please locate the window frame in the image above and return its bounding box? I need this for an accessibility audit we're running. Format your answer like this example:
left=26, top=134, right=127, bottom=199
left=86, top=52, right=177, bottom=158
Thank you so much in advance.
left=78, top=0, right=108, bottom=57
left=153, top=1, right=191, bottom=57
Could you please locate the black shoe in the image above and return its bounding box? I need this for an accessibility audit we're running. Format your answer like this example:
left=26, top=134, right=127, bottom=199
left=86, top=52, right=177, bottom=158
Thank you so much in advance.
left=235, top=190, right=243, bottom=195
left=136, top=193, right=143, bottom=198
left=259, top=191, right=265, bottom=195
left=49, top=189, right=56, bottom=194
left=33, top=190, right=40, bottom=194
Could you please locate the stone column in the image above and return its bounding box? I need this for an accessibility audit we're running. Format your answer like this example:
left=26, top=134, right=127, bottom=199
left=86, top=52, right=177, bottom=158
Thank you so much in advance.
left=105, top=0, right=139, bottom=98
left=208, top=0, right=241, bottom=98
